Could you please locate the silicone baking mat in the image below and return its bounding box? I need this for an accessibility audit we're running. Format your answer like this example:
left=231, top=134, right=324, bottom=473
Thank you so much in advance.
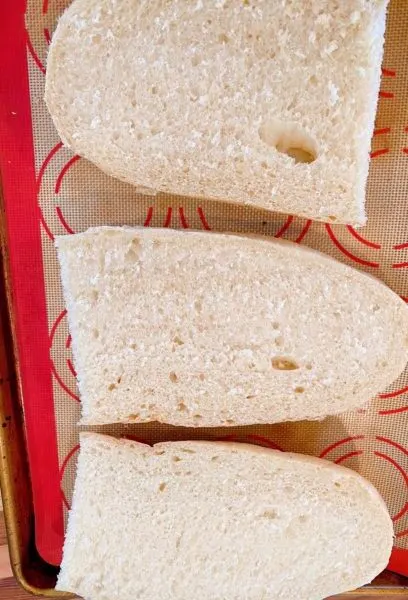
left=0, top=0, right=407, bottom=575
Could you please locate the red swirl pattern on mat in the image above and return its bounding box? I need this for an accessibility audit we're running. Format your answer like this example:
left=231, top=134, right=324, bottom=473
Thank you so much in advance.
left=59, top=444, right=79, bottom=510
left=25, top=0, right=57, bottom=75
left=378, top=384, right=408, bottom=417
left=216, top=433, right=283, bottom=452
left=37, top=146, right=217, bottom=235
left=319, top=434, right=408, bottom=539
left=325, top=224, right=381, bottom=268
left=49, top=309, right=79, bottom=402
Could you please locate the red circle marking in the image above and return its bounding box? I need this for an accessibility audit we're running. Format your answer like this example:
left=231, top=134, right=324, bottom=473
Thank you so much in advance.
left=59, top=444, right=80, bottom=510
left=274, top=215, right=294, bottom=238
left=393, top=261, right=408, bottom=269
left=319, top=435, right=365, bottom=459
left=325, top=224, right=379, bottom=268
left=49, top=309, right=67, bottom=345
left=197, top=207, right=211, bottom=230
left=49, top=311, right=79, bottom=401
left=39, top=207, right=55, bottom=241
left=394, top=241, right=408, bottom=250
left=51, top=362, right=80, bottom=402
left=393, top=504, right=408, bottom=524
left=381, top=67, right=396, bottom=77
left=179, top=207, right=189, bottom=229
left=67, top=358, right=77, bottom=378
left=379, top=91, right=394, bottom=99
left=216, top=433, right=282, bottom=451
left=396, top=527, right=408, bottom=539
left=55, top=155, right=81, bottom=194
left=56, top=206, right=75, bottom=235
left=42, top=0, right=49, bottom=14
left=374, top=128, right=391, bottom=136
left=374, top=452, right=408, bottom=487
left=295, top=220, right=312, bottom=244
left=25, top=30, right=46, bottom=74
left=44, top=28, right=51, bottom=45
left=144, top=207, right=154, bottom=227
left=379, top=405, right=408, bottom=416
left=246, top=434, right=283, bottom=451
left=370, top=148, right=390, bottom=159
left=164, top=206, right=172, bottom=227
left=334, top=450, right=363, bottom=464
left=36, top=141, right=64, bottom=193
left=379, top=385, right=408, bottom=400
left=346, top=226, right=381, bottom=250
left=376, top=436, right=408, bottom=457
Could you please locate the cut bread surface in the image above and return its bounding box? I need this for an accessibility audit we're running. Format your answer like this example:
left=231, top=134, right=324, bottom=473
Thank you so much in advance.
left=56, top=227, right=408, bottom=427
left=56, top=433, right=393, bottom=600
left=45, top=0, right=389, bottom=225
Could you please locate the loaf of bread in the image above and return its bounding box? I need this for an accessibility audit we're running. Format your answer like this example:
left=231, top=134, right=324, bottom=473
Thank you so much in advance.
left=56, top=227, right=408, bottom=426
left=45, top=0, right=389, bottom=226
left=56, top=433, right=393, bottom=600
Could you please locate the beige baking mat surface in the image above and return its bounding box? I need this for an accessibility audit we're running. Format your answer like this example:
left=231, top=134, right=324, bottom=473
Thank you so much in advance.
left=25, top=0, right=408, bottom=555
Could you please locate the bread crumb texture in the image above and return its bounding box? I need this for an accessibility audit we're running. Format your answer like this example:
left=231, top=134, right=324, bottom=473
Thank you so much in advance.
left=56, top=433, right=393, bottom=600
left=56, top=227, right=408, bottom=426
left=45, top=0, right=389, bottom=225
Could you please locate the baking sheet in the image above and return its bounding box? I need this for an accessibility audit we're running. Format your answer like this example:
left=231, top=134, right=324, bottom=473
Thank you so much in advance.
left=0, top=0, right=407, bottom=576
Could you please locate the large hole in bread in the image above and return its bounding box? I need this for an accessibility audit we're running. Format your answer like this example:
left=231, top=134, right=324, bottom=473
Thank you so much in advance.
left=271, top=357, right=299, bottom=371
left=258, top=119, right=317, bottom=164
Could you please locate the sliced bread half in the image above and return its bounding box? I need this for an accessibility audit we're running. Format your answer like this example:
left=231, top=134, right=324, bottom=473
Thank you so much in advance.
left=56, top=227, right=408, bottom=426
left=56, top=433, right=393, bottom=600
left=45, top=0, right=389, bottom=225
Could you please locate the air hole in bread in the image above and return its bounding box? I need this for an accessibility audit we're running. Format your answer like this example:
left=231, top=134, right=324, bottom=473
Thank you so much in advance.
left=125, top=241, right=140, bottom=263
left=198, top=373, right=205, bottom=381
left=191, top=55, right=202, bottom=67
left=262, top=510, right=278, bottom=520
left=180, top=448, right=195, bottom=454
left=177, top=402, right=188, bottom=412
left=92, top=329, right=100, bottom=339
left=335, top=482, right=342, bottom=488
left=173, top=456, right=182, bottom=462
left=305, top=362, right=313, bottom=370
left=258, top=119, right=317, bottom=164
left=271, top=357, right=299, bottom=371
left=211, top=456, right=219, bottom=461
left=218, top=33, right=229, bottom=44
left=90, top=289, right=99, bottom=302
left=159, top=482, right=167, bottom=492
left=275, top=336, right=284, bottom=347
left=127, top=413, right=139, bottom=421
left=294, top=386, right=305, bottom=394
left=169, top=371, right=178, bottom=383
left=108, top=383, right=116, bottom=391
